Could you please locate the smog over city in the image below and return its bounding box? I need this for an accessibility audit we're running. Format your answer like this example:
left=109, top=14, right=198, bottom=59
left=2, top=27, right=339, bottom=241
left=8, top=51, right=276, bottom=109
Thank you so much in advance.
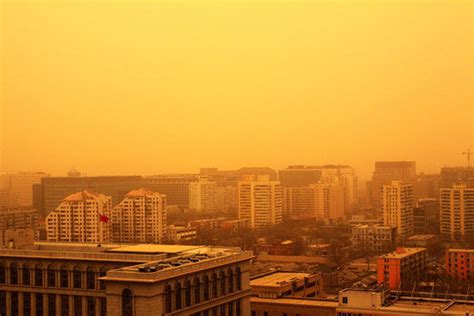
left=0, top=1, right=473, bottom=315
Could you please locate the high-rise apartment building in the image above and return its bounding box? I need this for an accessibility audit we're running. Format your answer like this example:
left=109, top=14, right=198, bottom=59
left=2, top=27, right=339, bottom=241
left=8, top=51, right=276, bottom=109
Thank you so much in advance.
left=46, top=190, right=112, bottom=243
left=440, top=184, right=474, bottom=242
left=369, top=161, right=416, bottom=209
left=311, top=181, right=345, bottom=220
left=189, top=177, right=217, bottom=212
left=238, top=175, right=283, bottom=230
left=382, top=181, right=414, bottom=241
left=111, top=188, right=167, bottom=243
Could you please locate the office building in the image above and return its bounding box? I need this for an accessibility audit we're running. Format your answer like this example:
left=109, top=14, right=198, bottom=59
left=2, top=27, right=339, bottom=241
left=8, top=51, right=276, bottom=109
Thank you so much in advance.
left=46, top=190, right=112, bottom=243
left=0, top=172, right=49, bottom=207
left=382, top=181, right=414, bottom=241
left=238, top=175, right=283, bottom=231
left=369, top=161, right=416, bottom=209
left=283, top=187, right=315, bottom=219
left=311, top=181, right=345, bottom=220
left=413, top=198, right=439, bottom=235
left=33, top=176, right=144, bottom=218
left=110, top=188, right=167, bottom=244
left=351, top=224, right=396, bottom=253
left=440, top=184, right=474, bottom=242
left=376, top=247, right=427, bottom=290
left=415, top=173, right=440, bottom=199
left=278, top=165, right=322, bottom=187
left=0, top=242, right=253, bottom=316
left=145, top=174, right=198, bottom=208
left=189, top=177, right=217, bottom=212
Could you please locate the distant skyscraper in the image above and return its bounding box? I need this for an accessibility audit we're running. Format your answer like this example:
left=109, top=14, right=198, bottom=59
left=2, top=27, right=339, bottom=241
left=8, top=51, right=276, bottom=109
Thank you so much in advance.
left=382, top=181, right=414, bottom=241
left=189, top=177, right=217, bottom=212
left=311, top=181, right=345, bottom=220
left=278, top=166, right=322, bottom=187
left=369, top=161, right=416, bottom=209
left=33, top=175, right=144, bottom=218
left=440, top=166, right=474, bottom=188
left=440, top=184, right=474, bottom=242
left=283, top=187, right=315, bottom=219
left=145, top=174, right=198, bottom=208
left=238, top=175, right=283, bottom=230
left=46, top=190, right=112, bottom=243
left=0, top=172, right=49, bottom=207
left=111, top=188, right=167, bottom=243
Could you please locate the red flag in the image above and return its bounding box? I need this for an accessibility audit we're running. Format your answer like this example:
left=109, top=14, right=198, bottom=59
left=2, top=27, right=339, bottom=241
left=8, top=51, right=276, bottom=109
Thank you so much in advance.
left=99, top=215, right=109, bottom=223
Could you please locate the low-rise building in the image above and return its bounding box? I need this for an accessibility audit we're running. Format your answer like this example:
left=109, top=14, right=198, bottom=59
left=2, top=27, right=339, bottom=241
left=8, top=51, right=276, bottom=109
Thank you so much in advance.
left=446, top=249, right=474, bottom=281
left=0, top=242, right=253, bottom=315
left=351, top=224, right=396, bottom=253
left=167, top=225, right=198, bottom=243
left=250, top=271, right=323, bottom=299
left=377, top=247, right=427, bottom=290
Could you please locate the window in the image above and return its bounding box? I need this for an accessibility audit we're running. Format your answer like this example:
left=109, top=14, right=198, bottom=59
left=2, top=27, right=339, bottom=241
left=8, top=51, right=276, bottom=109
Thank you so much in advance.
left=73, top=267, right=82, bottom=289
left=228, top=268, right=234, bottom=293
left=342, top=297, right=348, bottom=304
left=35, top=265, right=43, bottom=287
left=219, top=271, right=226, bottom=296
left=193, top=277, right=201, bottom=304
left=175, top=282, right=182, bottom=310
left=86, top=267, right=95, bottom=290
left=184, top=280, right=191, bottom=307
left=24, top=293, right=31, bottom=316
left=211, top=273, right=218, bottom=298
left=100, top=298, right=106, bottom=316
left=236, top=267, right=242, bottom=290
left=47, top=266, right=56, bottom=287
left=36, top=293, right=44, bottom=316
left=87, top=297, right=95, bottom=315
left=48, top=294, right=56, bottom=316
left=60, top=266, right=68, bottom=288
left=203, top=275, right=210, bottom=301
left=9, top=264, right=18, bottom=285
left=23, top=264, right=31, bottom=285
left=0, top=265, right=5, bottom=284
left=11, top=292, right=19, bottom=316
left=99, top=268, right=107, bottom=290
left=164, top=284, right=172, bottom=313
left=74, top=296, right=82, bottom=316
left=61, top=295, right=69, bottom=316
left=122, top=289, right=133, bottom=316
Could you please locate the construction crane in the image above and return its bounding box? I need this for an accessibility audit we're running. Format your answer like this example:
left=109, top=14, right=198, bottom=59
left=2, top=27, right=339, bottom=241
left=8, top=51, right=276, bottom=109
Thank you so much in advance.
left=463, top=148, right=473, bottom=168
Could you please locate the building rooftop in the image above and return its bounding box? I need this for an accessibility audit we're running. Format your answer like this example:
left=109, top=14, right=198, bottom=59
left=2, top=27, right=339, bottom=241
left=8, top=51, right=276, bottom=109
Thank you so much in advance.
left=63, top=190, right=109, bottom=202
left=106, top=244, right=205, bottom=254
left=250, top=272, right=312, bottom=288
left=380, top=247, right=426, bottom=259
left=448, top=248, right=474, bottom=253
left=407, top=235, right=437, bottom=241
left=125, top=188, right=156, bottom=197
left=251, top=296, right=338, bottom=308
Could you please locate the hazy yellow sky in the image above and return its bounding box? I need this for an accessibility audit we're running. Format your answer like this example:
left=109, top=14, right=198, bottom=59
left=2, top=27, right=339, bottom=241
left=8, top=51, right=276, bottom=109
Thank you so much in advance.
left=1, top=0, right=472, bottom=179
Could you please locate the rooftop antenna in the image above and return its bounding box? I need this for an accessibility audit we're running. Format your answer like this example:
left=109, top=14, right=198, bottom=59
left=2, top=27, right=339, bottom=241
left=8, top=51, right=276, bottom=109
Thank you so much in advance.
left=463, top=148, right=473, bottom=168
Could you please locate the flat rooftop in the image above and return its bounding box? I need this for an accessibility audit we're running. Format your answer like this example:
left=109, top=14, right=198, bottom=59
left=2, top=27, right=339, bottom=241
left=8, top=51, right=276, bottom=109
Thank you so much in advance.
left=106, top=244, right=205, bottom=254
left=407, top=235, right=437, bottom=241
left=381, top=247, right=426, bottom=259
left=251, top=297, right=338, bottom=309
left=448, top=249, right=474, bottom=253
left=250, top=272, right=312, bottom=288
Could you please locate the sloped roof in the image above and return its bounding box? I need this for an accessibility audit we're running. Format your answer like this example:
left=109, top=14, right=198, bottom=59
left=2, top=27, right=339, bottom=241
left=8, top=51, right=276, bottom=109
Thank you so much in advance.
left=63, top=190, right=108, bottom=202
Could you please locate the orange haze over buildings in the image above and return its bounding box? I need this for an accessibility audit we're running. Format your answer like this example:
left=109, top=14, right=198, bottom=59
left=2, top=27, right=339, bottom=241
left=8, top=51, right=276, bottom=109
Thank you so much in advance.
left=1, top=0, right=472, bottom=178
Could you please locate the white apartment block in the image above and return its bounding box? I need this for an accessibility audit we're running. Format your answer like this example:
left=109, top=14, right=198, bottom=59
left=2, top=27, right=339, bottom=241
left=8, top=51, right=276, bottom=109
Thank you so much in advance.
left=351, top=224, right=396, bottom=253
left=189, top=177, right=217, bottom=211
left=111, top=188, right=167, bottom=243
left=46, top=190, right=112, bottom=243
left=382, top=181, right=414, bottom=241
left=440, top=184, right=474, bottom=242
left=238, top=175, right=283, bottom=230
left=311, top=181, right=345, bottom=220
